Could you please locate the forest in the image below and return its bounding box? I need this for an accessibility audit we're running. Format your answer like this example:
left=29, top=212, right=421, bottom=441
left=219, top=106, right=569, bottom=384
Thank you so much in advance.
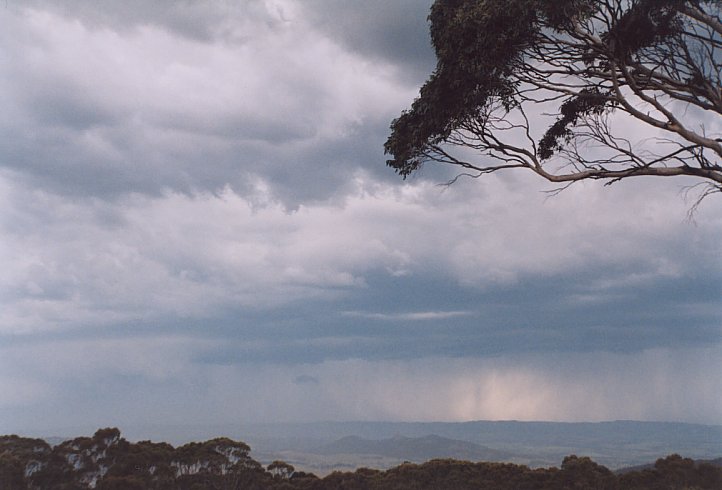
left=1, top=428, right=720, bottom=489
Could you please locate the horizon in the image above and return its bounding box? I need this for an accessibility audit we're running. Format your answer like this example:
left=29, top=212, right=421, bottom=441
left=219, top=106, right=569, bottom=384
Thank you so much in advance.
left=9, top=418, right=722, bottom=443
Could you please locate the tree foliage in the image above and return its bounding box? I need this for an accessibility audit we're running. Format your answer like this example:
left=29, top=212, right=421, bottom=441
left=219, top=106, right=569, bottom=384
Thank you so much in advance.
left=1, top=429, right=721, bottom=489
left=385, top=0, right=722, bottom=201
left=268, top=460, right=296, bottom=479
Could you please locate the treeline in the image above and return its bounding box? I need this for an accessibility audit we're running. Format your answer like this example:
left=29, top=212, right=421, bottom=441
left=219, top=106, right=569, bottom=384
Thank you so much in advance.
left=1, top=428, right=720, bottom=489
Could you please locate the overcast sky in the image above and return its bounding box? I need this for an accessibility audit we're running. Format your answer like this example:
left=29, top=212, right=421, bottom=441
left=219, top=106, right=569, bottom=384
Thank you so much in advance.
left=1, top=0, right=721, bottom=436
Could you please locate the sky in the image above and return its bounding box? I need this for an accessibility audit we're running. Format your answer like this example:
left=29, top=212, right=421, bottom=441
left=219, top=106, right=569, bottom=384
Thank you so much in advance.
left=1, top=0, right=721, bottom=435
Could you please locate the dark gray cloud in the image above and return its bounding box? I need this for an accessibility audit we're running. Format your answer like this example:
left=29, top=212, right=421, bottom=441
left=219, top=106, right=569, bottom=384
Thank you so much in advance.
left=82, top=267, right=719, bottom=366
left=0, top=2, right=420, bottom=204
left=300, top=0, right=437, bottom=83
left=19, top=0, right=280, bottom=42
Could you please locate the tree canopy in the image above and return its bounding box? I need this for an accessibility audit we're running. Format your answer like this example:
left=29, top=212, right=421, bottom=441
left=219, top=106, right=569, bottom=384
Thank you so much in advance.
left=2, top=429, right=722, bottom=489
left=385, top=0, right=722, bottom=201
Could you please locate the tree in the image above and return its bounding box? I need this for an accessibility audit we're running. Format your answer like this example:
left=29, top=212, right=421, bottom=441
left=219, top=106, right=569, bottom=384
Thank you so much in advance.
left=0, top=452, right=28, bottom=490
left=267, top=460, right=295, bottom=480
left=385, top=0, right=722, bottom=203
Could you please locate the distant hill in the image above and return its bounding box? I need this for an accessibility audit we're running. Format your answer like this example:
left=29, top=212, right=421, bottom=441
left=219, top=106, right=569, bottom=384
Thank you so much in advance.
left=229, top=420, right=722, bottom=469
left=706, top=457, right=722, bottom=467
left=314, top=434, right=514, bottom=462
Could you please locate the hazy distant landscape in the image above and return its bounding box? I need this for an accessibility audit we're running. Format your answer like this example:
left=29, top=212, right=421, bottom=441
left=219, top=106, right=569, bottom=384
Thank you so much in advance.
left=244, top=420, right=722, bottom=474
left=28, top=420, right=722, bottom=475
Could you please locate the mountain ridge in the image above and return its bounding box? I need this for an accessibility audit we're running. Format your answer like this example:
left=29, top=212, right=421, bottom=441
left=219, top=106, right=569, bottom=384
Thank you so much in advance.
left=313, top=434, right=514, bottom=462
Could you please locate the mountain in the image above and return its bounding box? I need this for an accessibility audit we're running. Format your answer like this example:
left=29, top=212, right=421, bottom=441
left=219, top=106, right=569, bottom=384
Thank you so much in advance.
left=314, top=434, right=513, bottom=462
left=243, top=420, right=721, bottom=466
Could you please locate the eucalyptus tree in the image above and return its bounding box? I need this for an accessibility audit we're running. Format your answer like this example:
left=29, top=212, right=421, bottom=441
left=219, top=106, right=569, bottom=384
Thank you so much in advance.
left=385, top=0, right=722, bottom=202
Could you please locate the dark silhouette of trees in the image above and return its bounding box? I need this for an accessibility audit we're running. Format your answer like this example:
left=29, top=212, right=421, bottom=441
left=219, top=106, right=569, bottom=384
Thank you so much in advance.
left=619, top=454, right=722, bottom=489
left=1, top=429, right=721, bottom=489
left=0, top=452, right=28, bottom=490
left=550, top=455, right=618, bottom=489
left=386, top=0, right=722, bottom=203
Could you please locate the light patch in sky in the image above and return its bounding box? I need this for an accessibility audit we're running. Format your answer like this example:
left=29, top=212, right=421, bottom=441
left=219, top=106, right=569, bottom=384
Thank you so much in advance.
left=342, top=310, right=475, bottom=321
